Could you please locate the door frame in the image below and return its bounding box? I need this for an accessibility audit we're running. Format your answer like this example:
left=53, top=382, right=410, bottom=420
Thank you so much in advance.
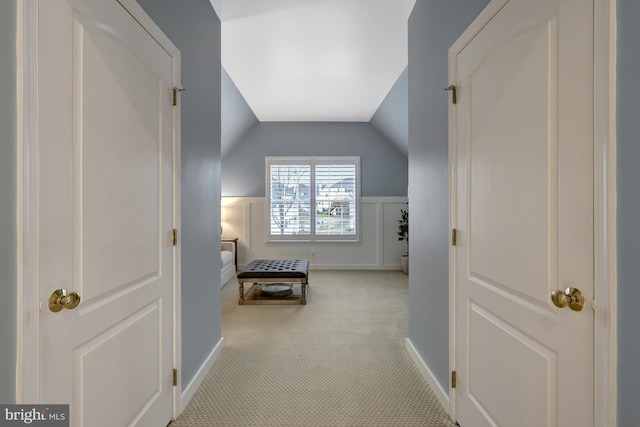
left=15, top=0, right=183, bottom=418
left=447, top=0, right=617, bottom=425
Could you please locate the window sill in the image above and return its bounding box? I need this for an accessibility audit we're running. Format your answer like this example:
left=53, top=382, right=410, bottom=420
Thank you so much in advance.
left=265, top=238, right=361, bottom=244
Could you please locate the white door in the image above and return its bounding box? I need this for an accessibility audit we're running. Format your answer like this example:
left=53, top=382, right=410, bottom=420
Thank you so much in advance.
left=36, top=1, right=179, bottom=426
left=451, top=0, right=594, bottom=426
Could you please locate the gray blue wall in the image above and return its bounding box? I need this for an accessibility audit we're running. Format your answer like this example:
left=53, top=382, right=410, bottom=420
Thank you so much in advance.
left=221, top=67, right=258, bottom=158
left=222, top=122, right=408, bottom=197
left=616, top=0, right=639, bottom=423
left=407, top=0, right=490, bottom=391
left=137, top=0, right=222, bottom=390
left=0, top=0, right=17, bottom=405
left=370, top=67, right=409, bottom=156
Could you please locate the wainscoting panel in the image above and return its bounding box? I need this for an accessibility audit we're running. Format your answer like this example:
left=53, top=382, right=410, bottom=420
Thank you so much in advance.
left=221, top=197, right=408, bottom=270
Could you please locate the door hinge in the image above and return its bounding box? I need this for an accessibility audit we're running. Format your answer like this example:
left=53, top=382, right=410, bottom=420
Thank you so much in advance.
left=173, top=369, right=178, bottom=387
left=451, top=229, right=458, bottom=246
left=172, top=229, right=178, bottom=246
left=172, top=86, right=185, bottom=106
left=451, top=371, right=457, bottom=389
left=445, top=85, right=457, bottom=104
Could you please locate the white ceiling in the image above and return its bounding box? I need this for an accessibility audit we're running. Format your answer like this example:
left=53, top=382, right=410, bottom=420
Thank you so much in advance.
left=211, top=0, right=416, bottom=122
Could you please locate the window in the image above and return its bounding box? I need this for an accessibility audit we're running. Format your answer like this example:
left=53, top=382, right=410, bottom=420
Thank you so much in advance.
left=266, top=156, right=360, bottom=241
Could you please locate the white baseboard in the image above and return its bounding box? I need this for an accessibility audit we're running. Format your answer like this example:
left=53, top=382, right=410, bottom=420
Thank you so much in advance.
left=405, top=338, right=449, bottom=411
left=180, top=337, right=225, bottom=412
left=309, top=264, right=403, bottom=270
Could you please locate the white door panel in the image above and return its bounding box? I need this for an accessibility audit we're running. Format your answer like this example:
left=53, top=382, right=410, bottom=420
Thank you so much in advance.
left=452, top=0, right=594, bottom=426
left=37, top=1, right=178, bottom=426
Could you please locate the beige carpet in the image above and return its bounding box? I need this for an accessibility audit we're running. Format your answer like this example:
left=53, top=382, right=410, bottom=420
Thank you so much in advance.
left=171, top=270, right=456, bottom=427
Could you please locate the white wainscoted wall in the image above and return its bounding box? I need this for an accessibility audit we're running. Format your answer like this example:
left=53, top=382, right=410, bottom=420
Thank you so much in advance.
left=221, top=197, right=408, bottom=270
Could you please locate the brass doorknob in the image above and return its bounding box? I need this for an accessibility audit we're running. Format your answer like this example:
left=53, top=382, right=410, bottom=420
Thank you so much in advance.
left=550, top=287, right=584, bottom=311
left=49, top=289, right=81, bottom=312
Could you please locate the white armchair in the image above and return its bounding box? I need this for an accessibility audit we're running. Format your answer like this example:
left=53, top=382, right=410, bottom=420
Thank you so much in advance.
left=221, top=241, right=236, bottom=287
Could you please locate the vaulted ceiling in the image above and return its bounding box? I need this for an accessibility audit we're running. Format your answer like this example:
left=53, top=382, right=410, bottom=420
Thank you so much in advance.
left=210, top=0, right=415, bottom=123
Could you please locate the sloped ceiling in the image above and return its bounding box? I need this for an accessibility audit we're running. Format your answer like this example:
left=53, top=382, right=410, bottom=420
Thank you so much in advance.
left=370, top=67, right=408, bottom=155
left=211, top=0, right=415, bottom=122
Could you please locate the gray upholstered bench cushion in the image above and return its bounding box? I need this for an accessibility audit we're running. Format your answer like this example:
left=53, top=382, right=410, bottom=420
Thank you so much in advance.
left=237, top=259, right=309, bottom=279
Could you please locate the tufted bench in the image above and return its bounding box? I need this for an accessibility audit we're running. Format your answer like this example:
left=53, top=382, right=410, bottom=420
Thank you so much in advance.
left=236, top=259, right=309, bottom=305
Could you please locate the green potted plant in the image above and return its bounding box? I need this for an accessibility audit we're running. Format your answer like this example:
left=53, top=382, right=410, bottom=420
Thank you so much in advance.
left=397, top=206, right=409, bottom=274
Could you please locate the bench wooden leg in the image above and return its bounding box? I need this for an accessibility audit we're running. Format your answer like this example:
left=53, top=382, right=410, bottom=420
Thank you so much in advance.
left=238, top=281, right=245, bottom=305
left=300, top=280, right=307, bottom=305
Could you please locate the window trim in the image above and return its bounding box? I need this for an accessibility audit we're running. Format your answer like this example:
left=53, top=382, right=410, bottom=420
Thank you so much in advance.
left=265, top=156, right=361, bottom=242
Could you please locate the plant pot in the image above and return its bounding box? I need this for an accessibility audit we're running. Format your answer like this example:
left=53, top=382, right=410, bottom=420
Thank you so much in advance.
left=400, top=255, right=409, bottom=275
